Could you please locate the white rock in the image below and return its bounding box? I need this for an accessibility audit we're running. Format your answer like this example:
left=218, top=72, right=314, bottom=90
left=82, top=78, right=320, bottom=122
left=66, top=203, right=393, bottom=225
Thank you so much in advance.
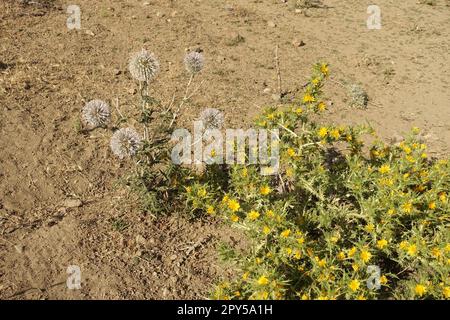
left=63, top=199, right=82, bottom=208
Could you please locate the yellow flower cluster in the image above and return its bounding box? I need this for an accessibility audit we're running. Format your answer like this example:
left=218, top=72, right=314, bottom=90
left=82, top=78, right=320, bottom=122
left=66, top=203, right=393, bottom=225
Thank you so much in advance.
left=187, top=63, right=450, bottom=301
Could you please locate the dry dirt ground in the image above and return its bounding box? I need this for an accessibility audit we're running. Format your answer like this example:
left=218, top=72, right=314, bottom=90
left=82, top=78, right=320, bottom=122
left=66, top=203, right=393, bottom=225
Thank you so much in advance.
left=0, top=0, right=449, bottom=299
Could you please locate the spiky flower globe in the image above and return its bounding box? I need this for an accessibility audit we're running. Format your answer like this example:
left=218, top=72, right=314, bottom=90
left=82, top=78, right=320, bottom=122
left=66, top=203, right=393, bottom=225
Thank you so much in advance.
left=129, top=49, right=160, bottom=82
left=199, top=108, right=224, bottom=130
left=349, top=84, right=369, bottom=109
left=184, top=51, right=204, bottom=74
left=110, top=128, right=142, bottom=159
left=82, top=99, right=110, bottom=128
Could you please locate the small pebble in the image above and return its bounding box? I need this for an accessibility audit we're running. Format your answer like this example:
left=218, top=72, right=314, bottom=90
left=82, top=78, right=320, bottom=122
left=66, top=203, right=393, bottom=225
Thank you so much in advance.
left=14, top=244, right=24, bottom=254
left=63, top=199, right=82, bottom=208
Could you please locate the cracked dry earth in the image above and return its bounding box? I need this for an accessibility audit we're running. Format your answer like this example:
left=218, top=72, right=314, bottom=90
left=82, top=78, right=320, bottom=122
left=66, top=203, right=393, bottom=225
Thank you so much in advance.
left=1, top=0, right=449, bottom=299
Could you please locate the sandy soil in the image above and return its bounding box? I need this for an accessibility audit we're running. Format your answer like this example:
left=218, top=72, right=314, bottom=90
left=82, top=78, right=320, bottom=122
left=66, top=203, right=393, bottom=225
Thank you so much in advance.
left=0, top=0, right=449, bottom=299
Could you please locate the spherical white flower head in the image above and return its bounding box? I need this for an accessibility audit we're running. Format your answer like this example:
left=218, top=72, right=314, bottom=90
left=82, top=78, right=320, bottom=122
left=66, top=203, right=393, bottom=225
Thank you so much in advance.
left=110, top=128, right=142, bottom=159
left=129, top=49, right=160, bottom=82
left=184, top=51, right=204, bottom=74
left=199, top=108, right=224, bottom=130
left=82, top=100, right=110, bottom=128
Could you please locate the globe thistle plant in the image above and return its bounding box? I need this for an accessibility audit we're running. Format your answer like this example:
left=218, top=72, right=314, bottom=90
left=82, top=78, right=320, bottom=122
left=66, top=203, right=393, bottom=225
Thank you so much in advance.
left=199, top=108, right=224, bottom=130
left=129, top=49, right=160, bottom=82
left=82, top=99, right=110, bottom=128
left=349, top=84, right=369, bottom=109
left=184, top=51, right=204, bottom=75
left=110, top=128, right=142, bottom=159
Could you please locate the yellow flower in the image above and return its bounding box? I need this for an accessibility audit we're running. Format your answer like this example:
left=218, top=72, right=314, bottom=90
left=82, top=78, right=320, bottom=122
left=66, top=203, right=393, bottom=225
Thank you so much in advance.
left=297, top=237, right=305, bottom=245
left=431, top=247, right=441, bottom=258
left=197, top=188, right=207, bottom=197
left=337, top=251, right=346, bottom=260
left=303, top=93, right=316, bottom=103
left=380, top=275, right=388, bottom=285
left=301, top=294, right=309, bottom=300
left=377, top=239, right=388, bottom=249
left=348, top=247, right=357, bottom=258
left=185, top=186, right=192, bottom=193
left=293, top=249, right=302, bottom=259
left=210, top=149, right=216, bottom=157
left=287, top=148, right=296, bottom=157
left=352, top=263, right=359, bottom=271
left=257, top=276, right=269, bottom=286
left=247, top=210, right=260, bottom=221
left=360, top=250, right=372, bottom=263
left=346, top=134, right=353, bottom=142
left=330, top=129, right=340, bottom=140
left=230, top=214, right=239, bottom=222
left=428, top=201, right=436, bottom=210
left=263, top=226, right=271, bottom=235
left=402, top=146, right=412, bottom=154
left=421, top=153, right=427, bottom=159
left=443, top=287, right=450, bottom=299
left=266, top=210, right=275, bottom=218
left=206, top=206, right=215, bottom=215
left=379, top=164, right=391, bottom=174
left=280, top=229, right=291, bottom=238
left=365, top=223, right=375, bottom=233
left=399, top=241, right=409, bottom=250
left=241, top=168, right=248, bottom=177
left=445, top=243, right=450, bottom=253
left=242, top=272, right=249, bottom=280
left=414, top=284, right=426, bottom=297
left=312, top=78, right=320, bottom=85
left=378, top=178, right=394, bottom=187
left=357, top=295, right=366, bottom=300
left=295, top=107, right=303, bottom=115
left=267, top=113, right=275, bottom=120
left=222, top=194, right=229, bottom=204
left=320, top=63, right=329, bottom=76
left=316, top=257, right=326, bottom=268
left=349, top=279, right=360, bottom=292
left=318, top=127, right=328, bottom=138
left=227, top=199, right=240, bottom=212
left=387, top=208, right=395, bottom=215
left=330, top=236, right=339, bottom=243
left=401, top=201, right=413, bottom=213
left=407, top=244, right=417, bottom=257
left=439, top=192, right=447, bottom=202
left=286, top=247, right=293, bottom=255
left=260, top=185, right=271, bottom=196
left=317, top=102, right=327, bottom=111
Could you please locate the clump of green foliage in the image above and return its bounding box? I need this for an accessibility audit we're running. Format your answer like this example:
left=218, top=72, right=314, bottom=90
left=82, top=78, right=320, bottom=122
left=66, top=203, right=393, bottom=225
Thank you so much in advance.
left=185, top=63, right=450, bottom=300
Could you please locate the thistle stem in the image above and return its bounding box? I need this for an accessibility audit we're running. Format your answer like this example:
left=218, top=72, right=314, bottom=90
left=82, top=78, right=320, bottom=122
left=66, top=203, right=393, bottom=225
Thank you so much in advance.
left=169, top=73, right=194, bottom=129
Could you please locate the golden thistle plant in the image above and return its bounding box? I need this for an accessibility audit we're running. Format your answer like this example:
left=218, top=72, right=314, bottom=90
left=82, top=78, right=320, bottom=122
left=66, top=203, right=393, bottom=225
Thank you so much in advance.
left=185, top=63, right=450, bottom=300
